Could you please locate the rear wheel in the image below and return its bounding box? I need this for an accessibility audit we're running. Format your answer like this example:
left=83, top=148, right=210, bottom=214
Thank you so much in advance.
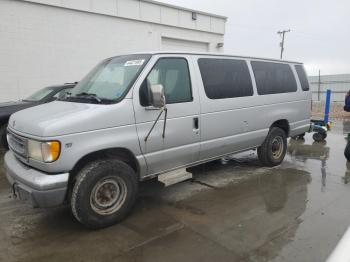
left=0, top=124, right=8, bottom=150
left=71, top=159, right=138, bottom=229
left=258, top=127, right=287, bottom=167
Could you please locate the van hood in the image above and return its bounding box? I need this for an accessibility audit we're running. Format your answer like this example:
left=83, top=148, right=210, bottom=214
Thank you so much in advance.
left=8, top=100, right=134, bottom=137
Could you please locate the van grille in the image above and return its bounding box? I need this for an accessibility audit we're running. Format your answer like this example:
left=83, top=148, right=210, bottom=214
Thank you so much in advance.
left=7, top=130, right=28, bottom=158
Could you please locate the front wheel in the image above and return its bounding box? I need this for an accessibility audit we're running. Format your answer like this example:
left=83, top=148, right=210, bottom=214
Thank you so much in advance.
left=258, top=127, right=287, bottom=167
left=71, top=159, right=138, bottom=229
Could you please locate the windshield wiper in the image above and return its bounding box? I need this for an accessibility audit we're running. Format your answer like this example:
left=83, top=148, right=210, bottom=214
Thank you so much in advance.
left=74, top=92, right=102, bottom=103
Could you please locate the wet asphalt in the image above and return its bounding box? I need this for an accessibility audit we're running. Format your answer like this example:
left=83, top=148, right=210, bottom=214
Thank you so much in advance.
left=1, top=121, right=350, bottom=262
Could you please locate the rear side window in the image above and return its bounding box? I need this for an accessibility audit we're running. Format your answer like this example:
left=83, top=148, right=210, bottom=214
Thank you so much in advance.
left=251, top=61, right=297, bottom=95
left=295, top=65, right=310, bottom=91
left=198, top=58, right=253, bottom=99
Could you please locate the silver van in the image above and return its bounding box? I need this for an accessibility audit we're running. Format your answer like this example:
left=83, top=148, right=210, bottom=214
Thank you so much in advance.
left=4, top=52, right=311, bottom=228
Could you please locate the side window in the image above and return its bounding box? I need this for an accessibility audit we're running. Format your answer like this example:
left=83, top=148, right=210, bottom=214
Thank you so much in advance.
left=198, top=58, right=253, bottom=99
left=251, top=61, right=297, bottom=95
left=295, top=65, right=310, bottom=91
left=139, top=58, right=192, bottom=106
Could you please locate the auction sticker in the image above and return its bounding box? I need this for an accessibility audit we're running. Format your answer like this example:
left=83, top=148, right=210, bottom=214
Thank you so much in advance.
left=124, top=60, right=145, bottom=66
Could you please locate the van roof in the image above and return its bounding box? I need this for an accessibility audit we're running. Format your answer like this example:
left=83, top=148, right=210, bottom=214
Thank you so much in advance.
left=120, top=51, right=303, bottom=65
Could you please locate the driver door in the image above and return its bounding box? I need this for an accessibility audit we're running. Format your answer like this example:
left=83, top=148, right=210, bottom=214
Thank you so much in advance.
left=133, top=55, right=200, bottom=176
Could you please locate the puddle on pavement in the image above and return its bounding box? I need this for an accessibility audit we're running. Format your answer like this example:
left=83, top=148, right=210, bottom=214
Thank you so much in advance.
left=0, top=149, right=312, bottom=262
left=160, top=167, right=310, bottom=262
left=286, top=130, right=350, bottom=189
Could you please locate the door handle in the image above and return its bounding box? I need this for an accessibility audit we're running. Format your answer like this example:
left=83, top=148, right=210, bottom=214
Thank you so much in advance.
left=193, top=117, right=199, bottom=130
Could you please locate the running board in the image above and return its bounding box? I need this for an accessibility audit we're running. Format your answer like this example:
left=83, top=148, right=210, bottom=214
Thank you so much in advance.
left=157, top=168, right=193, bottom=187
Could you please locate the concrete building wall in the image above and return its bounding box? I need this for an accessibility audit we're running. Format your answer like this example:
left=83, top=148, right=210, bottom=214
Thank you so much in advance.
left=309, top=74, right=350, bottom=102
left=0, top=0, right=226, bottom=102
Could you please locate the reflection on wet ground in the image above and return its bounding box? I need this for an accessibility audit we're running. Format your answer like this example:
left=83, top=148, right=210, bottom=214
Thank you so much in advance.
left=1, top=122, right=350, bottom=261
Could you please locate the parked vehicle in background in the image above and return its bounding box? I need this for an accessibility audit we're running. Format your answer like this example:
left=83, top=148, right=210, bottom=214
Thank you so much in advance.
left=4, top=52, right=311, bottom=228
left=0, top=83, right=76, bottom=149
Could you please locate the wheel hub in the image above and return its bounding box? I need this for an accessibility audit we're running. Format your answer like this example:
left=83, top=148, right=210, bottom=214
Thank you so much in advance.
left=90, top=177, right=127, bottom=216
left=271, top=136, right=283, bottom=159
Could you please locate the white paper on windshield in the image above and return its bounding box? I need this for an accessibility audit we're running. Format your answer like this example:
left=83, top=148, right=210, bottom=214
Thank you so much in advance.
left=124, top=59, right=145, bottom=66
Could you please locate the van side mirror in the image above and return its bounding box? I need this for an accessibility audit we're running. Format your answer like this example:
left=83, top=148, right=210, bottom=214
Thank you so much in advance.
left=150, top=84, right=166, bottom=108
left=144, top=84, right=168, bottom=142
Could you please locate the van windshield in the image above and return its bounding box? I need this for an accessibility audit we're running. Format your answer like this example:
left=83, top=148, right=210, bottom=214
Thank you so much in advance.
left=67, top=54, right=151, bottom=103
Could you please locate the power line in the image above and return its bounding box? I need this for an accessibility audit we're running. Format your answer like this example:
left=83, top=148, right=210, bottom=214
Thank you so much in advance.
left=277, top=29, right=291, bottom=59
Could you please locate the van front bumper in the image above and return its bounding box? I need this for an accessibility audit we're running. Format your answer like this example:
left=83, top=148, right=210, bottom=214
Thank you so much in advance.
left=4, top=151, right=69, bottom=208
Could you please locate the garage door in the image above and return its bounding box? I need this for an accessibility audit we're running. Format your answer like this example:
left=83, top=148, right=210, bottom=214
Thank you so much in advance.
left=161, top=37, right=209, bottom=52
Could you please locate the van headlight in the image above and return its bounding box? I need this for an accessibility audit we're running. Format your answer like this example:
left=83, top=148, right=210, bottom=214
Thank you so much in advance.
left=27, top=140, right=60, bottom=163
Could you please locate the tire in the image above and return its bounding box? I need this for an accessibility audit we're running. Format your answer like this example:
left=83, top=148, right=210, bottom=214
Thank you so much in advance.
left=257, top=127, right=287, bottom=167
left=313, top=132, right=324, bottom=142
left=0, top=124, right=8, bottom=150
left=345, top=142, right=350, bottom=161
left=71, top=159, right=138, bottom=229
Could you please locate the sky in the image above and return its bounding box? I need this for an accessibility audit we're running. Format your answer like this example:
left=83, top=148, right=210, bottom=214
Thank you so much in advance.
left=158, top=0, right=350, bottom=76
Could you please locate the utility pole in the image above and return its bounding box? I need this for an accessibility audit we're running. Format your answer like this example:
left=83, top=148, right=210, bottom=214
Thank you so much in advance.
left=277, top=29, right=291, bottom=59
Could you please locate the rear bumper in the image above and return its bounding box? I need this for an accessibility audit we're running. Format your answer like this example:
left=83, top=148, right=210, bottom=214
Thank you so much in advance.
left=4, top=151, right=69, bottom=208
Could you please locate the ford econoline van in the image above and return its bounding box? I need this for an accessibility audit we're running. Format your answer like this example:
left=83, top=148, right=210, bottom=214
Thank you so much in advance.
left=4, top=52, right=311, bottom=228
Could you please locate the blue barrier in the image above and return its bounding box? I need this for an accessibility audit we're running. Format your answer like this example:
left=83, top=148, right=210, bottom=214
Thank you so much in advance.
left=324, top=89, right=331, bottom=124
